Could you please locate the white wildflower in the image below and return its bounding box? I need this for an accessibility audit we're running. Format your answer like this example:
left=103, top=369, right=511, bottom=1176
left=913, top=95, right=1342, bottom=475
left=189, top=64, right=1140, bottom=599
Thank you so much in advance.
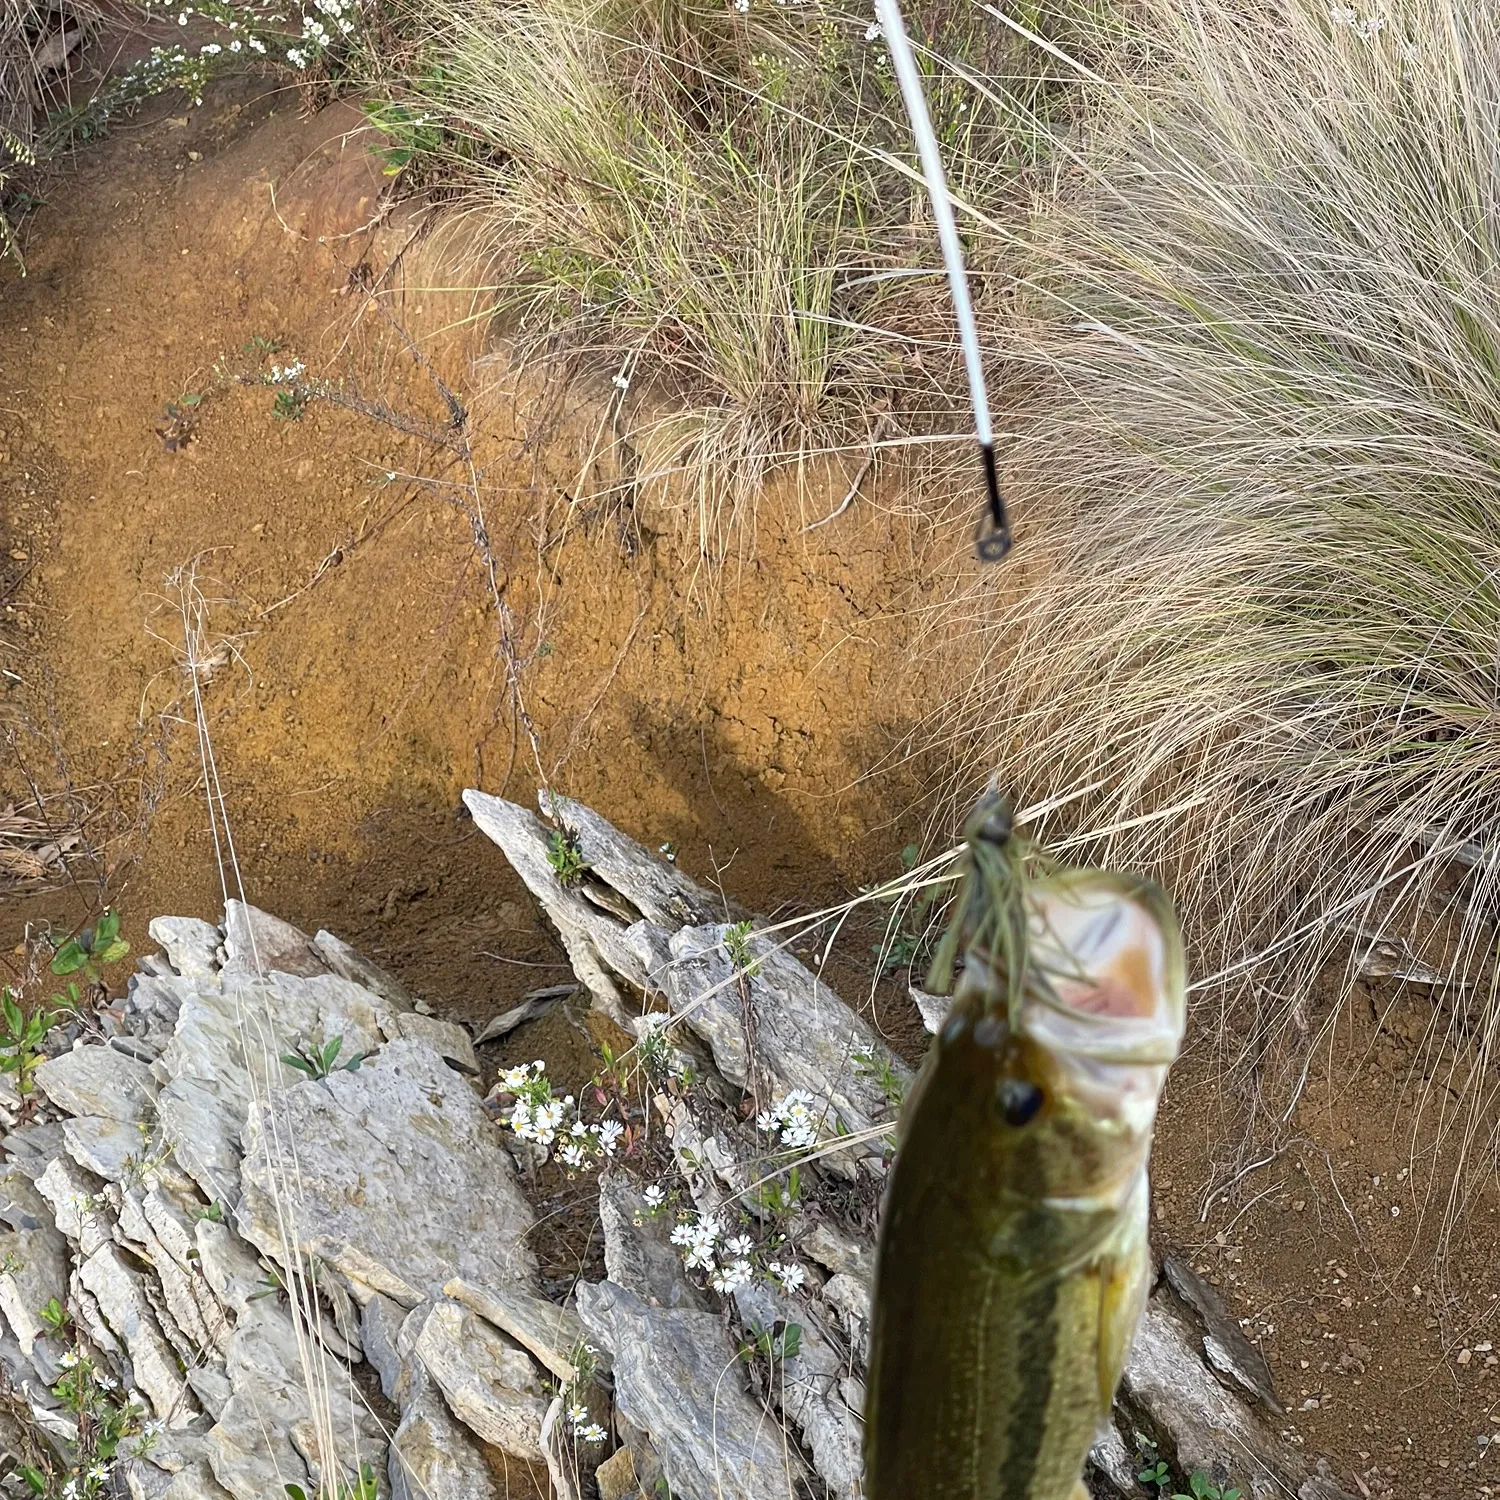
left=1327, top=3, right=1357, bottom=21
left=863, top=20, right=881, bottom=40
left=248, top=35, right=266, bottom=51
left=568, top=1403, right=589, bottom=1424
left=57, top=1350, right=80, bottom=1369
left=578, top=1422, right=609, bottom=1444
left=596, top=1120, right=624, bottom=1155
left=286, top=44, right=306, bottom=64
left=643, top=1183, right=665, bottom=1208
left=769, top=1260, right=806, bottom=1292
left=499, top=1063, right=535, bottom=1092
left=559, top=1143, right=587, bottom=1169
left=1357, top=12, right=1385, bottom=36
left=711, top=1259, right=753, bottom=1294
left=229, top=38, right=241, bottom=50
left=725, top=1234, right=754, bottom=1258
left=200, top=41, right=221, bottom=53
left=612, top=371, right=630, bottom=391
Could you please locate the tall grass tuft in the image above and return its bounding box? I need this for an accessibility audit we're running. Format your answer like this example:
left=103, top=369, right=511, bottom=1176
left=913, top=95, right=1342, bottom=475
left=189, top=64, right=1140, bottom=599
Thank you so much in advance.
left=414, top=0, right=1087, bottom=552
left=947, top=0, right=1500, bottom=1209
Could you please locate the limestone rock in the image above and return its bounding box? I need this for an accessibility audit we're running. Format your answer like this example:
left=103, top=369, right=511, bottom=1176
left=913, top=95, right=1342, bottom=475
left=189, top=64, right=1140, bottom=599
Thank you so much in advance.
left=390, top=1359, right=508, bottom=1500
left=161, top=1459, right=235, bottom=1500
left=35, top=1155, right=112, bottom=1257
left=63, top=1115, right=150, bottom=1181
left=411, top=1298, right=548, bottom=1458
left=237, top=1041, right=535, bottom=1306
left=444, top=1275, right=586, bottom=1382
left=221, top=901, right=329, bottom=979
left=147, top=917, right=223, bottom=980
left=662, top=926, right=909, bottom=1170
left=801, top=1221, right=874, bottom=1283
left=576, top=1279, right=814, bottom=1500
left=735, top=1280, right=863, bottom=1500
left=385, top=1012, right=478, bottom=1076
left=34, top=1045, right=157, bottom=1122
left=597, top=1172, right=705, bottom=1311
left=0, top=1167, right=70, bottom=1364
left=312, top=929, right=421, bottom=1014
left=361, top=1292, right=408, bottom=1402
left=77, top=1243, right=194, bottom=1423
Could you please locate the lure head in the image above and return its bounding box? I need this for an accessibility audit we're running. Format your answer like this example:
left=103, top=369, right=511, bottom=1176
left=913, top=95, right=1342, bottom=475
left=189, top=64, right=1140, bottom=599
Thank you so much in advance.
left=926, top=795, right=1186, bottom=1222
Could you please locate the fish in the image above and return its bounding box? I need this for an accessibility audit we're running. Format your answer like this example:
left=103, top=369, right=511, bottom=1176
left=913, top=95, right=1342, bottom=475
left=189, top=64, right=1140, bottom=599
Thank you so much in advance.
left=864, top=795, right=1186, bottom=1500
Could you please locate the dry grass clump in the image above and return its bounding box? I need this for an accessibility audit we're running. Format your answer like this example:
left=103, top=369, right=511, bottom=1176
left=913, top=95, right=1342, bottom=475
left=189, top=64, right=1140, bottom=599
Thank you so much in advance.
left=417, top=0, right=1090, bottom=550
left=943, top=0, right=1500, bottom=1163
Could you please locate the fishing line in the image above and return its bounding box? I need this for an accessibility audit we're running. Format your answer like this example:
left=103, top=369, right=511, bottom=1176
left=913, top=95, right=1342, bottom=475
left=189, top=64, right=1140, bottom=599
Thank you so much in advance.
left=873, top=0, right=1012, bottom=561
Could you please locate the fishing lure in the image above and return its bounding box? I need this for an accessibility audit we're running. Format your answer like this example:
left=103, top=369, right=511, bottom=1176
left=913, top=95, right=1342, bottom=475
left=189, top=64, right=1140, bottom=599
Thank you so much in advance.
left=864, top=795, right=1186, bottom=1500
left=873, top=0, right=1012, bottom=560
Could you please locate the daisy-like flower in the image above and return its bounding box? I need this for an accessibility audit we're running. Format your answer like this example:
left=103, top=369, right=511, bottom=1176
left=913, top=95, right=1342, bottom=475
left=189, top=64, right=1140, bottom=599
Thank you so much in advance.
left=643, top=1183, right=665, bottom=1208
left=769, top=1260, right=806, bottom=1292
left=711, top=1258, right=753, bottom=1294
left=863, top=20, right=881, bottom=40
left=725, top=1234, right=755, bottom=1258
left=568, top=1403, right=589, bottom=1424
left=577, top=1422, right=609, bottom=1443
left=596, top=1120, right=624, bottom=1155
left=499, top=1063, right=536, bottom=1092
left=558, top=1143, right=587, bottom=1170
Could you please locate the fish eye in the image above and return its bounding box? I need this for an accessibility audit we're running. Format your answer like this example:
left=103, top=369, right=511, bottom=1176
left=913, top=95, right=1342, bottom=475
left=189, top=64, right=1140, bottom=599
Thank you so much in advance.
left=997, top=1077, right=1043, bottom=1127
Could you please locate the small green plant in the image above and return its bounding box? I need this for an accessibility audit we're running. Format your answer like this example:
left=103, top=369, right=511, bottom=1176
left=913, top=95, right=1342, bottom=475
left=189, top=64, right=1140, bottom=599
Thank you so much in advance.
left=281, top=1033, right=364, bottom=1080
left=196, top=1201, right=226, bottom=1223
left=1175, top=1475, right=1241, bottom=1500
left=37, top=1298, right=70, bottom=1337
left=272, top=387, right=309, bottom=421
left=51, top=909, right=129, bottom=987
left=243, top=334, right=282, bottom=355
left=1137, top=1459, right=1171, bottom=1492
left=854, top=1050, right=906, bottom=1114
left=361, top=99, right=444, bottom=177
left=724, top=920, right=761, bottom=977
left=285, top=1462, right=379, bottom=1500
left=739, top=1319, right=802, bottom=1363
left=0, top=990, right=53, bottom=1098
left=545, top=827, right=589, bottom=887
left=751, top=1164, right=802, bottom=1219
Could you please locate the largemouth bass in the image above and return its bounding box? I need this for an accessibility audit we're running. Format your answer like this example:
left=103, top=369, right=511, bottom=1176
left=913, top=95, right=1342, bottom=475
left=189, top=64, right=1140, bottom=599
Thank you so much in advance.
left=865, top=796, right=1185, bottom=1500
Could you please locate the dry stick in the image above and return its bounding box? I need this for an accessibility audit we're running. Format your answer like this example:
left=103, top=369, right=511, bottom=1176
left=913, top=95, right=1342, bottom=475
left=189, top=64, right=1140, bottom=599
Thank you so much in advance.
left=799, top=413, right=890, bottom=535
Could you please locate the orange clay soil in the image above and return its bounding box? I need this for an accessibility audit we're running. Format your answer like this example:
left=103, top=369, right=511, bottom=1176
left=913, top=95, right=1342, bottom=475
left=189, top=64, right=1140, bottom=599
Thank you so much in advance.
left=2, top=77, right=1496, bottom=1500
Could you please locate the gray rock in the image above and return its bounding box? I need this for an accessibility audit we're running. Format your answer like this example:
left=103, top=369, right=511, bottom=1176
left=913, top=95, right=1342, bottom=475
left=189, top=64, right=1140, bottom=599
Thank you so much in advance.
left=148, top=918, right=223, bottom=980
left=0, top=1122, right=67, bottom=1181
left=156, top=1077, right=246, bottom=1208
left=161, top=1459, right=235, bottom=1500
left=597, top=1172, right=705, bottom=1311
left=206, top=1293, right=384, bottom=1500
left=801, top=1222, right=874, bottom=1283
left=186, top=1361, right=233, bottom=1419
left=237, top=1041, right=535, bottom=1306
left=1162, top=1256, right=1282, bottom=1414
left=35, top=1155, right=112, bottom=1257
left=63, top=1115, right=151, bottom=1181
left=385, top=1012, right=478, bottom=1076
left=1117, top=1295, right=1306, bottom=1500
left=34, top=1045, right=157, bottom=1122
left=115, top=1188, right=217, bottom=1359
left=663, top=925, right=910, bottom=1170
left=0, top=1167, right=70, bottom=1364
left=361, top=1292, right=408, bottom=1402
left=822, top=1273, right=871, bottom=1365
left=576, top=1279, right=814, bottom=1500
left=77, top=1243, right=195, bottom=1423
left=411, top=1298, right=548, bottom=1458
left=221, top=901, right=329, bottom=979
left=734, top=1280, right=862, bottom=1500
left=389, top=1360, right=506, bottom=1500
left=312, top=930, right=420, bottom=1014
left=909, top=983, right=949, bottom=1034
left=444, top=1275, right=586, bottom=1382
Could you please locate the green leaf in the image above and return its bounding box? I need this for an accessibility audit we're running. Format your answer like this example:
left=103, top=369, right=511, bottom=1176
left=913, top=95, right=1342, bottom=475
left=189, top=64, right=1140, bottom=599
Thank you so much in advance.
left=280, top=1053, right=316, bottom=1077
left=50, top=940, right=86, bottom=976
left=321, top=1035, right=344, bottom=1071
left=20, top=1465, right=46, bottom=1495
left=96, top=937, right=130, bottom=965
left=95, top=910, right=120, bottom=945
left=285, top=1486, right=309, bottom=1500
left=2, top=991, right=22, bottom=1036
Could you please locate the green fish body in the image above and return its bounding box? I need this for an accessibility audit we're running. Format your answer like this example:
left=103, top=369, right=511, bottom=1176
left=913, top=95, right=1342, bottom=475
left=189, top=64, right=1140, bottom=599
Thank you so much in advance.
left=865, top=805, right=1185, bottom=1500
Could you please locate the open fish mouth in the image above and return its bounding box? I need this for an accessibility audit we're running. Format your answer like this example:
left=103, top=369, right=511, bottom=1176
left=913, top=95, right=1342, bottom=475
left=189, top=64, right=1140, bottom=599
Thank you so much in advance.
left=1007, top=874, right=1188, bottom=1147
